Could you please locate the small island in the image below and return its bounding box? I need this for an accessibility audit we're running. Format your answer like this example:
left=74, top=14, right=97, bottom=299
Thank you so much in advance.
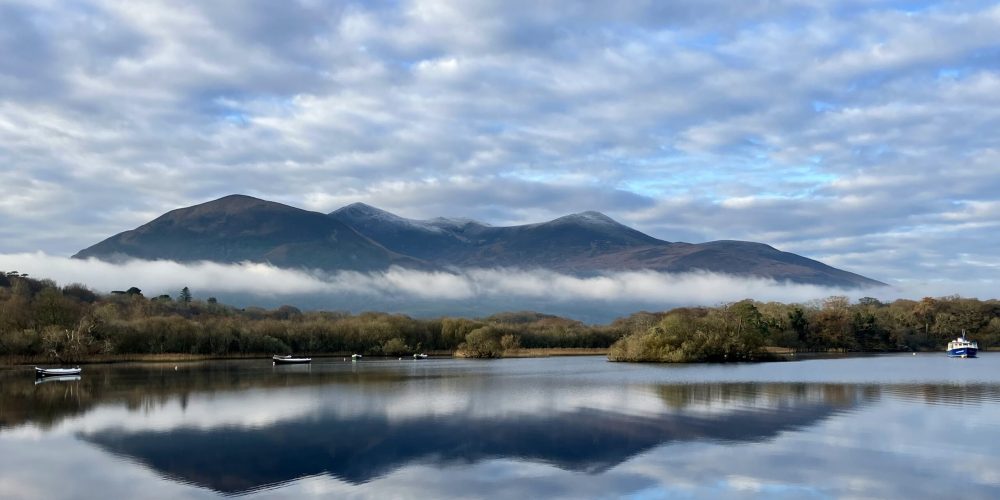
left=607, top=300, right=779, bottom=362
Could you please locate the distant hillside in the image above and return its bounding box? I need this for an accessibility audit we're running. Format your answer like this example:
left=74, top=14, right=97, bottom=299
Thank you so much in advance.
left=73, top=195, right=422, bottom=271
left=76, top=194, right=884, bottom=288
left=330, top=203, right=883, bottom=288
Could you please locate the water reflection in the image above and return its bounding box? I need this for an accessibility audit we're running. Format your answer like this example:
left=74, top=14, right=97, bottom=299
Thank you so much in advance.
left=34, top=375, right=82, bottom=385
left=2, top=357, right=1000, bottom=498
left=81, top=386, right=867, bottom=494
left=0, top=362, right=871, bottom=495
left=884, top=384, right=1000, bottom=407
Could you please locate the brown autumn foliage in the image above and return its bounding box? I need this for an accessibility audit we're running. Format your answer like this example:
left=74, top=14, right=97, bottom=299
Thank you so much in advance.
left=2, top=271, right=999, bottom=364
left=0, top=272, right=619, bottom=363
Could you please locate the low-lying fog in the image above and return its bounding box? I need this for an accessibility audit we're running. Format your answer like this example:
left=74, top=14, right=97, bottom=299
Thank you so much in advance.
left=0, top=253, right=991, bottom=322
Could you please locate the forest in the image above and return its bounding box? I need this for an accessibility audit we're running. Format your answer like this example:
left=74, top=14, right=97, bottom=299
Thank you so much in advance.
left=2, top=271, right=999, bottom=363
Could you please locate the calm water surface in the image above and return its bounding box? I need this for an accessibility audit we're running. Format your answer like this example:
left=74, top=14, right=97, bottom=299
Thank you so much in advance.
left=2, top=354, right=1000, bottom=499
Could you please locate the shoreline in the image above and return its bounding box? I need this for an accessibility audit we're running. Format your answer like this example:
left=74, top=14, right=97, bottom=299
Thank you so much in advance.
left=2, top=348, right=941, bottom=367
left=2, top=348, right=612, bottom=366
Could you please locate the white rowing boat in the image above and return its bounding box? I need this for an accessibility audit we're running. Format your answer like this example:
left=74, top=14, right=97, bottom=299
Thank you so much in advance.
left=35, top=366, right=82, bottom=377
left=272, top=355, right=312, bottom=364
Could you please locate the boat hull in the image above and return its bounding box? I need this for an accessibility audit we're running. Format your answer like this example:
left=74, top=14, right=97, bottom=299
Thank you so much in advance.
left=947, top=347, right=977, bottom=358
left=272, top=356, right=312, bottom=364
left=35, top=367, right=82, bottom=377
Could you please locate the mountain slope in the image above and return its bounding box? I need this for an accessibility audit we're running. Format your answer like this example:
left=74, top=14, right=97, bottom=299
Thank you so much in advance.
left=331, top=205, right=883, bottom=287
left=447, top=211, right=668, bottom=269
left=73, top=195, right=420, bottom=271
left=552, top=240, right=880, bottom=287
left=75, top=195, right=884, bottom=288
left=329, top=203, right=485, bottom=261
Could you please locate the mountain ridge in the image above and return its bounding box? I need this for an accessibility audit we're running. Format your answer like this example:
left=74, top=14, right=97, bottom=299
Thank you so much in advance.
left=74, top=194, right=885, bottom=288
left=73, top=195, right=426, bottom=271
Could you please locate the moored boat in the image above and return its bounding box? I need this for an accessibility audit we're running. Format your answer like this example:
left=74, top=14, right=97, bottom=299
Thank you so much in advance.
left=35, top=366, right=82, bottom=378
left=946, top=332, right=978, bottom=358
left=272, top=355, right=312, bottom=364
left=413, top=353, right=428, bottom=359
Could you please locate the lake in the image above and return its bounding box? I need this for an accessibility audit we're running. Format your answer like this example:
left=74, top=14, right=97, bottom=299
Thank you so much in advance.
left=2, top=354, right=1000, bottom=499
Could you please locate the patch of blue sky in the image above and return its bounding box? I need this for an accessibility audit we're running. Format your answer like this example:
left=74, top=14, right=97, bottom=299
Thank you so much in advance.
left=201, top=96, right=250, bottom=126
left=207, top=94, right=297, bottom=124
left=222, top=112, right=250, bottom=127
left=844, top=72, right=893, bottom=94
left=618, top=165, right=735, bottom=199
left=47, top=1, right=105, bottom=24
left=879, top=0, right=939, bottom=15
left=851, top=144, right=896, bottom=163
left=741, top=136, right=777, bottom=161
left=635, top=152, right=754, bottom=173
left=620, top=157, right=836, bottom=201
left=968, top=45, right=1000, bottom=65
left=812, top=100, right=837, bottom=113
left=775, top=176, right=837, bottom=199
left=895, top=0, right=997, bottom=15
left=783, top=166, right=837, bottom=186
left=936, top=68, right=966, bottom=81
left=249, top=95, right=298, bottom=113
left=496, top=169, right=577, bottom=184
left=675, top=32, right=723, bottom=51
left=620, top=179, right=678, bottom=198
left=472, top=121, right=507, bottom=135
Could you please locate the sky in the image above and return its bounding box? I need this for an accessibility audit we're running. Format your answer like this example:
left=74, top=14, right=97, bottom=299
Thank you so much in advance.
left=2, top=0, right=1000, bottom=298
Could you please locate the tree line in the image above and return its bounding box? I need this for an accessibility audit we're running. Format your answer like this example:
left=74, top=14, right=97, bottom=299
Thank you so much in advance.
left=2, top=271, right=999, bottom=363
left=608, top=295, right=1000, bottom=362
left=0, top=272, right=618, bottom=362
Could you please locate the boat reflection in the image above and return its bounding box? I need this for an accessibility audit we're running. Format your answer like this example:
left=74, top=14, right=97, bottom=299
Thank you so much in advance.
left=34, top=375, right=82, bottom=385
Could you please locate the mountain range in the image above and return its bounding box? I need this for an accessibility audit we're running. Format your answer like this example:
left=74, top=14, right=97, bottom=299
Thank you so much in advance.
left=73, top=194, right=884, bottom=288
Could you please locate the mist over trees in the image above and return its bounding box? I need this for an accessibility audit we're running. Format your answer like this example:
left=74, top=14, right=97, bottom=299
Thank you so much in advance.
left=2, top=272, right=999, bottom=363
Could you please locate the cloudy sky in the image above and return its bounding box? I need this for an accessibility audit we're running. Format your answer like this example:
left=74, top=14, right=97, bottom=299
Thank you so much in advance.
left=2, top=0, right=999, bottom=289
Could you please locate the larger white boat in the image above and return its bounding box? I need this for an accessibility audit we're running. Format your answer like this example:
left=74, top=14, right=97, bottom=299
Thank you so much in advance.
left=946, top=332, right=978, bottom=358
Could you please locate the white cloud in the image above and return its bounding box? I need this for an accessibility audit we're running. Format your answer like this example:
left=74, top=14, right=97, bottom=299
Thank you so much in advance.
left=2, top=254, right=996, bottom=315
left=0, top=253, right=332, bottom=296
left=0, top=0, right=998, bottom=289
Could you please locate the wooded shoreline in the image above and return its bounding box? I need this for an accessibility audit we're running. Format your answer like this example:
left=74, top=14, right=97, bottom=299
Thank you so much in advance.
left=2, top=271, right=998, bottom=365
left=3, top=348, right=615, bottom=366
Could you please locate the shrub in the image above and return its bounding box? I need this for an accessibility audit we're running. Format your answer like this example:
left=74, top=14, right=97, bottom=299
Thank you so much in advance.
left=380, top=337, right=410, bottom=356
left=459, top=326, right=504, bottom=358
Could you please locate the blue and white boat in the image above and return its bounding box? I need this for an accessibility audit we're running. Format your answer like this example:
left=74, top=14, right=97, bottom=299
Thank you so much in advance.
left=946, top=332, right=978, bottom=358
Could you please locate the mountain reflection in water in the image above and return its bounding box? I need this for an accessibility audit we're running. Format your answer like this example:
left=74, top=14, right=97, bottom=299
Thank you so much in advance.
left=85, top=391, right=861, bottom=494
left=66, top=371, right=871, bottom=495
left=4, top=356, right=1000, bottom=498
